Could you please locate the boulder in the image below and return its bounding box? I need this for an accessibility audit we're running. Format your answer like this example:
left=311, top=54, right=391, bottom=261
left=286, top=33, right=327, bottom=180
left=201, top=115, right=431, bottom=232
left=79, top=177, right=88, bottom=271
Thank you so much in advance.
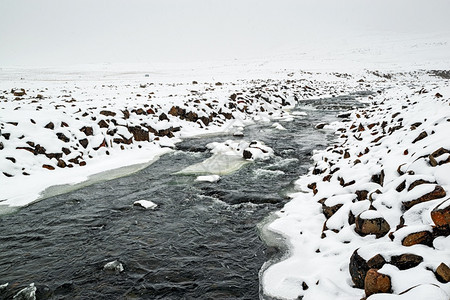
left=159, top=112, right=169, bottom=121
left=355, top=212, right=390, bottom=238
left=79, top=138, right=89, bottom=149
left=98, top=120, right=109, bottom=128
left=402, top=185, right=446, bottom=211
left=44, top=122, right=54, bottom=130
left=412, top=131, right=427, bottom=143
left=100, top=110, right=116, bottom=117
left=364, top=269, right=391, bottom=297
left=322, top=202, right=343, bottom=219
left=435, top=263, right=450, bottom=283
left=56, top=132, right=70, bottom=143
left=431, top=199, right=450, bottom=228
left=402, top=230, right=433, bottom=247
left=349, top=249, right=369, bottom=288
left=42, top=164, right=55, bottom=170
left=128, top=126, right=149, bottom=142
left=429, top=148, right=450, bottom=166
left=80, top=126, right=94, bottom=136
left=390, top=254, right=423, bottom=270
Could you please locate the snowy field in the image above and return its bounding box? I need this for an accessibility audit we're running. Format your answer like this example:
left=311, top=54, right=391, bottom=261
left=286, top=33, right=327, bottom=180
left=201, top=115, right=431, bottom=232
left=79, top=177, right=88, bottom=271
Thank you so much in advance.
left=1, top=33, right=450, bottom=299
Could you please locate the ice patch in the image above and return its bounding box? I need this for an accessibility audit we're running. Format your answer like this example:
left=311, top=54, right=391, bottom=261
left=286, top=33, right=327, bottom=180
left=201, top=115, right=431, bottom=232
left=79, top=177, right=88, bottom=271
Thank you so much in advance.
left=195, top=175, right=221, bottom=182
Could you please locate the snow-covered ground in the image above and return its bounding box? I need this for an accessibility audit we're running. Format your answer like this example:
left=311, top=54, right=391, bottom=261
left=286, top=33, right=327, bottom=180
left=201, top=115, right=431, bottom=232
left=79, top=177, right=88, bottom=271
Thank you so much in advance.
left=261, top=72, right=450, bottom=299
left=1, top=33, right=450, bottom=299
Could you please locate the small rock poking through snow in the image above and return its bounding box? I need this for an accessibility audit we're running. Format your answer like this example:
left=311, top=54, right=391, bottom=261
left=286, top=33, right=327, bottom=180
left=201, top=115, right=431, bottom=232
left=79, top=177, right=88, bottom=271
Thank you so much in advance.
left=195, top=175, right=221, bottom=182
left=103, top=260, right=124, bottom=274
left=133, top=200, right=157, bottom=210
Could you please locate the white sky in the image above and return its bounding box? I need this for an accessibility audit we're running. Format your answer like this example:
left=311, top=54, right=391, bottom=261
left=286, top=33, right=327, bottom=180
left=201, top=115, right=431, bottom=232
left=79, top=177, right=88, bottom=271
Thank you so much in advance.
left=1, top=0, right=449, bottom=67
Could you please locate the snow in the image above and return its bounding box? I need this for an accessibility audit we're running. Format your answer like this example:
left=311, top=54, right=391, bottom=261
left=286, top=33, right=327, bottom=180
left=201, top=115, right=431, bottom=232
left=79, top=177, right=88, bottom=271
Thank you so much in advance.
left=0, top=29, right=449, bottom=299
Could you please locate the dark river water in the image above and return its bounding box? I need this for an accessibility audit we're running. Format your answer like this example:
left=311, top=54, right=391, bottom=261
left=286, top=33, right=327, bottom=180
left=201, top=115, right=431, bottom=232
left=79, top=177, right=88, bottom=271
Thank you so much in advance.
left=0, top=94, right=369, bottom=300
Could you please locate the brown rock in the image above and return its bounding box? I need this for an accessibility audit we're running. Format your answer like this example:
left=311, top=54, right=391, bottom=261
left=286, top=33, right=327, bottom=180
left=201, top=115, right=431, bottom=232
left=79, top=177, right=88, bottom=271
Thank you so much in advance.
left=79, top=138, right=89, bottom=149
left=364, top=269, right=391, bottom=297
left=322, top=203, right=343, bottom=219
left=122, top=109, right=130, bottom=119
left=355, top=213, right=390, bottom=238
left=159, top=112, right=169, bottom=121
left=80, top=126, right=94, bottom=136
left=45, top=153, right=63, bottom=160
left=431, top=199, right=450, bottom=228
left=100, top=110, right=116, bottom=117
left=435, top=263, right=450, bottom=283
left=396, top=180, right=406, bottom=192
left=61, top=147, right=71, bottom=155
left=429, top=147, right=450, bottom=166
left=44, top=122, right=55, bottom=130
left=402, top=230, right=433, bottom=247
left=412, top=131, right=428, bottom=143
left=169, top=106, right=185, bottom=117
left=402, top=185, right=446, bottom=211
left=408, top=179, right=434, bottom=191
left=98, top=120, right=109, bottom=128
left=367, top=254, right=386, bottom=269
left=42, top=164, right=55, bottom=170
left=56, top=132, right=70, bottom=143
left=371, top=170, right=385, bottom=186
left=128, top=126, right=149, bottom=142
left=390, top=254, right=423, bottom=270
left=349, top=249, right=377, bottom=289
left=13, top=88, right=26, bottom=96
left=57, top=159, right=66, bottom=168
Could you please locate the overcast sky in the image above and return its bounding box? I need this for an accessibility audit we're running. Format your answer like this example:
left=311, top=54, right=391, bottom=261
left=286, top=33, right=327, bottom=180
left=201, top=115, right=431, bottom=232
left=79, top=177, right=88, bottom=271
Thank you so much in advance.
left=1, top=0, right=449, bottom=66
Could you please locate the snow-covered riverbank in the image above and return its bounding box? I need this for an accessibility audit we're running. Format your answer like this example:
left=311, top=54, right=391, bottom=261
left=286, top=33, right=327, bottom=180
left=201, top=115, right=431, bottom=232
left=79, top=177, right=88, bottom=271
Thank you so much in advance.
left=0, top=66, right=363, bottom=209
left=262, top=71, right=450, bottom=299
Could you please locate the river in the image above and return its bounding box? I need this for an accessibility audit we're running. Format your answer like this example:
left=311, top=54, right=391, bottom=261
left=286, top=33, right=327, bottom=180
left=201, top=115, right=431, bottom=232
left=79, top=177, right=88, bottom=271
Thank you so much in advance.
left=0, top=93, right=369, bottom=299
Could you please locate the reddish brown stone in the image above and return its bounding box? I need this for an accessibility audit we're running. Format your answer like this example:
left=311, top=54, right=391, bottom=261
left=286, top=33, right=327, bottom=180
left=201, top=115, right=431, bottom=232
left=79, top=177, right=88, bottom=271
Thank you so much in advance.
left=100, top=110, right=116, bottom=117
left=402, top=185, right=446, bottom=211
left=402, top=230, right=433, bottom=247
left=431, top=199, right=450, bottom=228
left=42, top=164, right=55, bottom=170
left=364, top=269, right=391, bottom=297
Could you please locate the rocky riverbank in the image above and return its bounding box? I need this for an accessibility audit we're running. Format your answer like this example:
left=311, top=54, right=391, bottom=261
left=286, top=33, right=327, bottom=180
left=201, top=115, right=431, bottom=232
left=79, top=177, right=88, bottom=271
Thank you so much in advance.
left=262, top=71, right=450, bottom=299
left=0, top=71, right=365, bottom=208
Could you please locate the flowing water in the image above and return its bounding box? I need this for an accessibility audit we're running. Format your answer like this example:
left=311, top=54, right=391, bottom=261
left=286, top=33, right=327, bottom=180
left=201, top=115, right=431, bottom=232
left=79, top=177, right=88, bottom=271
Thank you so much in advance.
left=0, top=93, right=369, bottom=299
